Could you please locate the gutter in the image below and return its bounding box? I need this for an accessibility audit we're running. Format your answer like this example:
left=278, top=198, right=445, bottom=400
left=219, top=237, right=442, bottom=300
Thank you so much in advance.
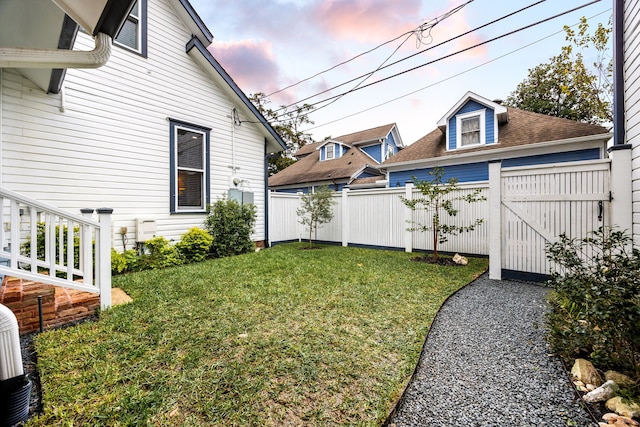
left=0, top=33, right=111, bottom=69
left=613, top=0, right=625, bottom=146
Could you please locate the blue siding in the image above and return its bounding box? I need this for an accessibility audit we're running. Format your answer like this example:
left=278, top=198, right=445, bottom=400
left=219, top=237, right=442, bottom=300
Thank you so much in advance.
left=387, top=133, right=398, bottom=153
left=358, top=171, right=379, bottom=179
left=502, top=148, right=601, bottom=167
left=448, top=100, right=495, bottom=149
left=362, top=144, right=382, bottom=162
left=389, top=162, right=489, bottom=187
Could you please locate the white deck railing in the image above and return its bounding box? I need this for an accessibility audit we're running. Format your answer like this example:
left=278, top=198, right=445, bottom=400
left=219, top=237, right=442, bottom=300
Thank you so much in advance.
left=0, top=187, right=112, bottom=309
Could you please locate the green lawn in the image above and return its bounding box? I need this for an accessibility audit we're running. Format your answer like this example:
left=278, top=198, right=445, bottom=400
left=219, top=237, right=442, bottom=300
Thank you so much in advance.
left=28, top=244, right=487, bottom=426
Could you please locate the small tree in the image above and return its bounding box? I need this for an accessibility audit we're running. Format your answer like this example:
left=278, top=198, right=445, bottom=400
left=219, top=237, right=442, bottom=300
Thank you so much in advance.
left=401, top=167, right=485, bottom=262
left=296, top=186, right=336, bottom=248
left=204, top=197, right=256, bottom=258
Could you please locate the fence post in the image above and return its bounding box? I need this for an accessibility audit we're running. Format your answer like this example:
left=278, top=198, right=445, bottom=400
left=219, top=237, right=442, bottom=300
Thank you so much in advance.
left=341, top=187, right=349, bottom=247
left=488, top=161, right=502, bottom=280
left=96, top=208, right=113, bottom=310
left=80, top=209, right=94, bottom=286
left=608, top=145, right=633, bottom=244
left=404, top=182, right=413, bottom=253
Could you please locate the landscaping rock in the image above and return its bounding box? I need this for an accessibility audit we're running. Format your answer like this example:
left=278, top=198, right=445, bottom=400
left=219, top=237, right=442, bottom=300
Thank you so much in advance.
left=606, top=396, right=640, bottom=418
left=602, top=412, right=639, bottom=426
left=583, top=380, right=619, bottom=403
left=571, top=358, right=603, bottom=387
left=452, top=253, right=468, bottom=265
left=605, top=371, right=636, bottom=388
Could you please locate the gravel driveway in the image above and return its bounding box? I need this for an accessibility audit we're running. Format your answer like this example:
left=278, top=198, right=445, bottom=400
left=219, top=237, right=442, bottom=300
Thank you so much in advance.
left=387, top=274, right=598, bottom=427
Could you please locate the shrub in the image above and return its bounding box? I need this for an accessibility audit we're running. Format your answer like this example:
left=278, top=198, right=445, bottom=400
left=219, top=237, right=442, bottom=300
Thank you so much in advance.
left=138, top=236, right=183, bottom=270
left=204, top=198, right=256, bottom=258
left=111, top=249, right=139, bottom=275
left=546, top=227, right=640, bottom=380
left=175, top=227, right=213, bottom=263
left=21, top=222, right=81, bottom=268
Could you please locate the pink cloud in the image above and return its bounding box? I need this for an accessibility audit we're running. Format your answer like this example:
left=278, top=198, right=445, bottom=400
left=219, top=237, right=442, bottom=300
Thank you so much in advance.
left=208, top=40, right=292, bottom=100
left=427, top=1, right=488, bottom=60
left=309, top=0, right=423, bottom=43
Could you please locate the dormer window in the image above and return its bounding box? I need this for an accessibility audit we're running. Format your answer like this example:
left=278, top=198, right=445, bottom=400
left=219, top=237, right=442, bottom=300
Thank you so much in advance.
left=455, top=109, right=485, bottom=149
left=326, top=144, right=335, bottom=160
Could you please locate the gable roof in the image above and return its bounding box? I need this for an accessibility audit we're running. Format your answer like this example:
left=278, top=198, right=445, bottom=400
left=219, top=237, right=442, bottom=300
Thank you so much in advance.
left=383, top=108, right=610, bottom=165
left=294, top=123, right=400, bottom=158
left=437, top=91, right=508, bottom=130
left=268, top=146, right=381, bottom=187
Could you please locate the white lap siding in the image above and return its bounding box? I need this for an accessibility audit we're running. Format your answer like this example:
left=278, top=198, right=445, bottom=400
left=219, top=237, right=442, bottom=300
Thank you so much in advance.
left=626, top=0, right=640, bottom=247
left=0, top=0, right=268, bottom=250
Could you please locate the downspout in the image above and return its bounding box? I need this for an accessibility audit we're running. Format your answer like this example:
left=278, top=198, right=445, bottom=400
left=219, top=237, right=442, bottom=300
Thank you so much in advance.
left=0, top=33, right=111, bottom=69
left=613, top=0, right=625, bottom=146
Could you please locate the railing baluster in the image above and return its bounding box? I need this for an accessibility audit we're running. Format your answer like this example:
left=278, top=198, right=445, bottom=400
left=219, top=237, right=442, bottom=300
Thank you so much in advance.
left=9, top=201, right=19, bottom=270
left=30, top=208, right=37, bottom=273
left=47, top=214, right=56, bottom=278
left=66, top=219, right=74, bottom=281
left=80, top=209, right=94, bottom=287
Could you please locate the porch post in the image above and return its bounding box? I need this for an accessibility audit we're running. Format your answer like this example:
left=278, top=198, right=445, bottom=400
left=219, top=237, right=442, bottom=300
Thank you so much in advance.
left=342, top=187, right=349, bottom=247
left=96, top=208, right=113, bottom=310
left=608, top=145, right=633, bottom=242
left=488, top=161, right=502, bottom=280
left=404, top=182, right=413, bottom=253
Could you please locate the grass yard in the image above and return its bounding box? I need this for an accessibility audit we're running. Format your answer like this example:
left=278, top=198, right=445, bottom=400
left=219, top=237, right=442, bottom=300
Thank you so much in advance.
left=28, top=244, right=487, bottom=426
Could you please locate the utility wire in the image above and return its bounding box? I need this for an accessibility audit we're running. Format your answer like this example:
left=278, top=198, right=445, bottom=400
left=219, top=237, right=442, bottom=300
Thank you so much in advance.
left=278, top=0, right=601, bottom=116
left=262, top=0, right=474, bottom=99
left=303, top=8, right=611, bottom=133
left=271, top=0, right=550, bottom=115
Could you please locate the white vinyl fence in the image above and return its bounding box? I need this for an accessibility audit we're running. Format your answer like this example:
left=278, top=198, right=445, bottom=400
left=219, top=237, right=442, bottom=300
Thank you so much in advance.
left=269, top=183, right=490, bottom=255
left=270, top=158, right=621, bottom=279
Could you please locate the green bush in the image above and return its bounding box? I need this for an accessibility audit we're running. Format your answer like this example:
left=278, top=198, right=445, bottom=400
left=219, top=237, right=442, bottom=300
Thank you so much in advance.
left=546, top=227, right=640, bottom=380
left=175, top=227, right=213, bottom=263
left=111, top=249, right=139, bottom=274
left=204, top=198, right=256, bottom=258
left=21, top=222, right=81, bottom=268
left=138, top=236, right=183, bottom=270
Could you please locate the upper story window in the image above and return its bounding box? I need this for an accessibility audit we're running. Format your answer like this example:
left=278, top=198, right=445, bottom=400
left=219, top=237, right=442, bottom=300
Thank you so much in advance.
left=455, top=109, right=485, bottom=149
left=325, top=144, right=335, bottom=160
left=385, top=144, right=395, bottom=160
left=114, top=0, right=147, bottom=57
left=170, top=120, right=210, bottom=213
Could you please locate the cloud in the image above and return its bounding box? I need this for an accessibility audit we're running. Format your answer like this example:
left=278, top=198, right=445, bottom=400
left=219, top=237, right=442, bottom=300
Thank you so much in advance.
left=427, top=1, right=488, bottom=60
left=309, top=0, right=423, bottom=43
left=208, top=39, right=289, bottom=99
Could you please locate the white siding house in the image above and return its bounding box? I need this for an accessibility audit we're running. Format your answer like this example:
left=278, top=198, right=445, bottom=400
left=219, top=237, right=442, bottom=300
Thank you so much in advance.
left=623, top=0, right=640, bottom=246
left=0, top=0, right=286, bottom=251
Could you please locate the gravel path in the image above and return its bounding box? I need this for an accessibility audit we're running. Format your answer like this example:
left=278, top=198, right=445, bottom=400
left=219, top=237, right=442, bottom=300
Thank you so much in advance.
left=388, top=274, right=598, bottom=427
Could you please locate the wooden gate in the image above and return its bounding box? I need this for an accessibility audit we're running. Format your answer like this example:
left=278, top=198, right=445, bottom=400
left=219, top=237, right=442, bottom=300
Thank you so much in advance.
left=491, top=160, right=611, bottom=279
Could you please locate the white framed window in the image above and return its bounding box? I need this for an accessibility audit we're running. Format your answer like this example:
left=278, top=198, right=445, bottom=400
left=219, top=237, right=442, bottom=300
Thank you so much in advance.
left=455, top=110, right=485, bottom=149
left=325, top=144, right=335, bottom=160
left=385, top=144, right=395, bottom=160
left=114, top=0, right=147, bottom=56
left=170, top=120, right=210, bottom=213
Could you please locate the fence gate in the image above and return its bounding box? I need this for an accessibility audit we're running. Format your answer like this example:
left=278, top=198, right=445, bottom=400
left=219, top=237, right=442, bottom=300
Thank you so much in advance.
left=497, top=160, right=611, bottom=278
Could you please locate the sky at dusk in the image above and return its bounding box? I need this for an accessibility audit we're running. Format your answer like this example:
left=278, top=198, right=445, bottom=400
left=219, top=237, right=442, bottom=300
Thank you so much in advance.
left=189, top=0, right=612, bottom=146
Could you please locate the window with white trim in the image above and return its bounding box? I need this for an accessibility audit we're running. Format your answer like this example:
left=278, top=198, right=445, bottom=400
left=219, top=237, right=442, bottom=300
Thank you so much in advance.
left=170, top=120, right=210, bottom=213
left=455, top=109, right=485, bottom=149
left=325, top=144, right=335, bottom=160
left=114, top=0, right=147, bottom=56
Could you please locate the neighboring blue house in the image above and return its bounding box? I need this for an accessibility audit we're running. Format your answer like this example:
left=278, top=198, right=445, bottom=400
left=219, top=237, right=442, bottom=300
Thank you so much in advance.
left=382, top=92, right=611, bottom=186
left=269, top=123, right=404, bottom=192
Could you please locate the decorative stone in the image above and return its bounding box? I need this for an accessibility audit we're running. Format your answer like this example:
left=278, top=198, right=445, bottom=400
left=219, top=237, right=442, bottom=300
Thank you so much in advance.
left=452, top=253, right=468, bottom=265
left=602, top=412, right=639, bottom=426
left=574, top=380, right=586, bottom=387
left=571, top=358, right=603, bottom=387
left=605, top=371, right=636, bottom=388
left=587, top=383, right=596, bottom=391
left=583, top=380, right=619, bottom=403
left=606, top=396, right=640, bottom=418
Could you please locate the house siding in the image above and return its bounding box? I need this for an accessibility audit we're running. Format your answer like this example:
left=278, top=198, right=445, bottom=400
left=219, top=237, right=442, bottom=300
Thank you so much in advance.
left=626, top=0, right=640, bottom=246
left=387, top=148, right=602, bottom=187
left=0, top=0, right=269, bottom=249
left=361, top=144, right=382, bottom=162
left=447, top=100, right=495, bottom=149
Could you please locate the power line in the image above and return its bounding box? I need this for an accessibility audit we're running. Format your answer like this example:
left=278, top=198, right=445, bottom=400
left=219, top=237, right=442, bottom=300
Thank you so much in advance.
left=303, top=8, right=611, bottom=133
left=280, top=0, right=601, bottom=116
left=272, top=0, right=550, bottom=115
left=262, top=0, right=474, bottom=100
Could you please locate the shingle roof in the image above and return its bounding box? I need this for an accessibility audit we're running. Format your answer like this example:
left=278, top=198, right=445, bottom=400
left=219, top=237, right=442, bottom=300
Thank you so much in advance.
left=383, top=108, right=609, bottom=165
left=294, top=123, right=396, bottom=157
left=268, top=147, right=380, bottom=187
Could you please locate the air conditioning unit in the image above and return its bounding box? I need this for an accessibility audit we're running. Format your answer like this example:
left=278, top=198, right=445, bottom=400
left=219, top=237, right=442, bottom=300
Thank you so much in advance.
left=135, top=218, right=157, bottom=242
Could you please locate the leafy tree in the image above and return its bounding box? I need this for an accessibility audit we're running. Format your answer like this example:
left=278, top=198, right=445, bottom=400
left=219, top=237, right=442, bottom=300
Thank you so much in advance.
left=250, top=93, right=315, bottom=175
left=296, top=186, right=336, bottom=248
left=401, top=168, right=485, bottom=262
left=505, top=17, right=612, bottom=126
